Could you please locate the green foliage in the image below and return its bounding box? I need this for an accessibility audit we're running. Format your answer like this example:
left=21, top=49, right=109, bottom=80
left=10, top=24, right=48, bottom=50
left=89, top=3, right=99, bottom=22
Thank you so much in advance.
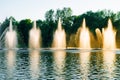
left=17, top=19, right=32, bottom=47
left=0, top=18, right=9, bottom=35
left=45, top=7, right=72, bottom=21
left=40, top=20, right=57, bottom=47
left=45, top=9, right=54, bottom=22
left=0, top=16, right=18, bottom=36
left=55, top=7, right=72, bottom=20
left=113, top=19, right=120, bottom=30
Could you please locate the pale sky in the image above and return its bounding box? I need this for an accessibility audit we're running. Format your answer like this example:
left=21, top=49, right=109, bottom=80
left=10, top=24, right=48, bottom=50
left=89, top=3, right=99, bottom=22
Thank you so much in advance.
left=0, top=0, right=120, bottom=22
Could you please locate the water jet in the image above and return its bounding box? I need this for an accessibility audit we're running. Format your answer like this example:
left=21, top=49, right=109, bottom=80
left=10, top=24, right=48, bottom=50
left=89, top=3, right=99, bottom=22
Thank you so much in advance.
left=29, top=21, right=41, bottom=49
left=52, top=18, right=66, bottom=49
left=102, top=19, right=116, bottom=49
left=5, top=18, right=17, bottom=48
left=79, top=18, right=91, bottom=49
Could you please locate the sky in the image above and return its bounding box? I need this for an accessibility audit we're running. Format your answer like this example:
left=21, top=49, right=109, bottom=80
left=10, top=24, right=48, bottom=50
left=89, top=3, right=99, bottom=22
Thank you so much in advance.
left=0, top=0, right=120, bottom=22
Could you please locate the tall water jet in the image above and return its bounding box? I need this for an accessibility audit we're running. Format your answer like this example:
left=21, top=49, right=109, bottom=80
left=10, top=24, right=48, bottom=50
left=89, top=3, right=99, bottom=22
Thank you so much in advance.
left=52, top=18, right=66, bottom=49
left=5, top=19, right=17, bottom=48
left=79, top=18, right=91, bottom=48
left=102, top=19, right=116, bottom=49
left=29, top=21, right=41, bottom=49
left=95, top=28, right=103, bottom=48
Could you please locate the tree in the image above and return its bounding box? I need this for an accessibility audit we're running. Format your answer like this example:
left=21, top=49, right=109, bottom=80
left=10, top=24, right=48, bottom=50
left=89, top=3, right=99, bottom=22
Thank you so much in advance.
left=55, top=7, right=72, bottom=20
left=17, top=19, right=32, bottom=47
left=36, top=19, right=43, bottom=28
left=114, top=11, right=120, bottom=21
left=0, top=18, right=9, bottom=35
left=0, top=16, right=17, bottom=36
left=45, top=9, right=54, bottom=22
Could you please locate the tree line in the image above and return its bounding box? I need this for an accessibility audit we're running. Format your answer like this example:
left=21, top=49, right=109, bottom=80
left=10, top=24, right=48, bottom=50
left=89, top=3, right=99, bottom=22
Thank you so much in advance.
left=1, top=7, right=120, bottom=48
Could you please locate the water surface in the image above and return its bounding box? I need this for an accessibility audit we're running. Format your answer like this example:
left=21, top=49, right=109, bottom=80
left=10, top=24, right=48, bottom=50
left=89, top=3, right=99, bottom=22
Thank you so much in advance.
left=0, top=49, right=120, bottom=80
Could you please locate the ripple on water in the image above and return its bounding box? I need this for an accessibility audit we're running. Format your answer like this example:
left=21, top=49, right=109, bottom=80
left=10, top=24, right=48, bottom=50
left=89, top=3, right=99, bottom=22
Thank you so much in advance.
left=0, top=49, right=120, bottom=79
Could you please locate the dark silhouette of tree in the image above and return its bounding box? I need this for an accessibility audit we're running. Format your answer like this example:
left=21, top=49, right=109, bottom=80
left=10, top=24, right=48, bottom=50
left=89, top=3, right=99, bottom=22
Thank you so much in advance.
left=17, top=19, right=32, bottom=47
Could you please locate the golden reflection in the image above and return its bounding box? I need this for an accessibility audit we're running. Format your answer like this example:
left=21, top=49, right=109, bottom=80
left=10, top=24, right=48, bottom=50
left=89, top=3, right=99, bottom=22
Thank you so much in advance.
left=54, top=50, right=66, bottom=79
left=103, top=51, right=116, bottom=79
left=29, top=50, right=40, bottom=79
left=79, top=52, right=90, bottom=79
left=6, top=50, right=16, bottom=79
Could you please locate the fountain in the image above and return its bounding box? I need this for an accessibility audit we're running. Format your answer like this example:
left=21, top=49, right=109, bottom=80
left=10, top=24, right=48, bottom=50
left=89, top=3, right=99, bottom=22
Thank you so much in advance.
left=3, top=18, right=117, bottom=49
left=79, top=18, right=91, bottom=49
left=5, top=18, right=17, bottom=48
left=29, top=21, right=41, bottom=49
left=52, top=18, right=66, bottom=49
left=102, top=19, right=116, bottom=49
left=95, top=28, right=103, bottom=48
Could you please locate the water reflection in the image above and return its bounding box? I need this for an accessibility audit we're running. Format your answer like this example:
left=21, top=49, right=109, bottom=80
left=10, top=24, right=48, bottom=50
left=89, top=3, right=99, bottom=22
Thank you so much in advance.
left=102, top=51, right=116, bottom=79
left=64, top=53, right=80, bottom=79
left=1, top=49, right=120, bottom=79
left=0, top=51, right=6, bottom=79
left=53, top=50, right=66, bottom=79
left=15, top=50, right=30, bottom=79
left=79, top=52, right=90, bottom=79
left=40, top=51, right=54, bottom=79
left=29, top=50, right=40, bottom=80
left=6, top=50, right=16, bottom=79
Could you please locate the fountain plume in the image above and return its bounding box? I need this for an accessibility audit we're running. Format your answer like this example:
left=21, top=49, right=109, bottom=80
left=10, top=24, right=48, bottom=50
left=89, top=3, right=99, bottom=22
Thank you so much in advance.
left=9, top=18, right=12, bottom=31
left=102, top=19, right=116, bottom=49
left=79, top=18, right=91, bottom=48
left=52, top=18, right=66, bottom=49
left=95, top=28, right=103, bottom=48
left=5, top=18, right=17, bottom=48
left=29, top=21, right=41, bottom=49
